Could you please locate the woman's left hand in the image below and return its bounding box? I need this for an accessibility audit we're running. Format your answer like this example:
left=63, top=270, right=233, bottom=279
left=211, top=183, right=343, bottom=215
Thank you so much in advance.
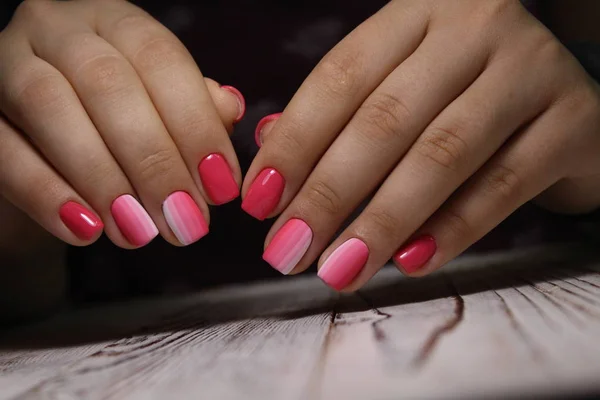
left=242, top=0, right=600, bottom=291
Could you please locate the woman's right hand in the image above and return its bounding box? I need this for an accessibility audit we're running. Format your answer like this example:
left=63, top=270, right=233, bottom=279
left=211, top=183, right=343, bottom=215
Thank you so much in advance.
left=0, top=0, right=245, bottom=248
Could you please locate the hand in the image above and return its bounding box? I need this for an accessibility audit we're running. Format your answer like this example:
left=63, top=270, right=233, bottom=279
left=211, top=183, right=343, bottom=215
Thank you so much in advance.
left=0, top=0, right=245, bottom=248
left=243, top=0, right=600, bottom=290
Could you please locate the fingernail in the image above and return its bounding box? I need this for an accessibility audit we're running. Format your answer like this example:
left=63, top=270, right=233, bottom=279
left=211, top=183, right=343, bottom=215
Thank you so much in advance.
left=255, top=113, right=282, bottom=147
left=393, top=235, right=437, bottom=273
left=241, top=168, right=285, bottom=220
left=163, top=191, right=208, bottom=245
left=59, top=201, right=103, bottom=240
left=318, top=238, right=369, bottom=291
left=220, top=85, right=246, bottom=124
left=111, top=195, right=158, bottom=247
left=198, top=153, right=239, bottom=205
left=263, top=218, right=313, bottom=275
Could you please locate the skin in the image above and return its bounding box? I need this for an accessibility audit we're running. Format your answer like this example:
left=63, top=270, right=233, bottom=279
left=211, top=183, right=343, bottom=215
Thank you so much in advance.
left=1, top=0, right=599, bottom=320
left=0, top=0, right=241, bottom=321
left=246, top=0, right=600, bottom=291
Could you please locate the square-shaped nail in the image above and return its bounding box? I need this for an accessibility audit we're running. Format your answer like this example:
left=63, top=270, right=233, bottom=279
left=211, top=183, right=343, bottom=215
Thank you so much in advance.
left=198, top=153, right=239, bottom=205
left=393, top=235, right=436, bottom=273
left=163, top=191, right=209, bottom=245
left=241, top=168, right=285, bottom=220
left=111, top=195, right=159, bottom=247
left=59, top=201, right=103, bottom=240
left=263, top=218, right=313, bottom=275
left=318, top=238, right=369, bottom=291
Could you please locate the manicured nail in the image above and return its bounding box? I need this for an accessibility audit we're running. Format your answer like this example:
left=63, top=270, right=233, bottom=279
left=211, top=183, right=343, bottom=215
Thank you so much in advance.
left=255, top=113, right=282, bottom=147
left=393, top=235, right=437, bottom=273
left=220, top=85, right=246, bottom=124
left=318, top=238, right=369, bottom=291
left=198, top=153, right=239, bottom=205
left=111, top=195, right=158, bottom=247
left=59, top=201, right=103, bottom=240
left=263, top=219, right=313, bottom=275
left=163, top=191, right=208, bottom=245
left=241, top=168, right=285, bottom=220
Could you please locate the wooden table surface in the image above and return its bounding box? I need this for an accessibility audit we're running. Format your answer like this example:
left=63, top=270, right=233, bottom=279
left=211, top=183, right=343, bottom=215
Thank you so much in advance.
left=1, top=244, right=600, bottom=399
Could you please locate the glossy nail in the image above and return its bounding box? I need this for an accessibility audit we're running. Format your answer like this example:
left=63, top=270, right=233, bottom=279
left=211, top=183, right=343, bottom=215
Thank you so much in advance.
left=393, top=235, right=437, bottom=273
left=255, top=113, right=282, bottom=147
left=111, top=195, right=158, bottom=247
left=263, top=218, right=313, bottom=275
left=241, top=168, right=285, bottom=220
left=198, top=153, right=239, bottom=205
left=318, top=238, right=369, bottom=291
left=221, top=85, right=246, bottom=124
left=163, top=191, right=208, bottom=245
left=59, top=201, right=103, bottom=240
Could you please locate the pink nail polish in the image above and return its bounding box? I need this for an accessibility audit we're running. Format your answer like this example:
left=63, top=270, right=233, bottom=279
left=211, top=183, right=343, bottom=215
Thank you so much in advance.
left=198, top=153, right=239, bottom=205
left=393, top=235, right=437, bottom=273
left=255, top=113, right=282, bottom=147
left=111, top=195, right=159, bottom=247
left=263, top=218, right=313, bottom=275
left=220, top=85, right=246, bottom=123
left=59, top=201, right=103, bottom=240
left=318, top=238, right=369, bottom=291
left=241, top=168, right=285, bottom=220
left=163, top=191, right=208, bottom=245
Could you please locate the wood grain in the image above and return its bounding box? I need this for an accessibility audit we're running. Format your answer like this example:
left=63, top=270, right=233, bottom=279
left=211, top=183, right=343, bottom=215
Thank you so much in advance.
left=1, top=244, right=600, bottom=399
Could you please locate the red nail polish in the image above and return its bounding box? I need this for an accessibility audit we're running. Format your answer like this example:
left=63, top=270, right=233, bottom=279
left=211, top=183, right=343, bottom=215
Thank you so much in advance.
left=220, top=85, right=246, bottom=124
left=255, top=113, right=282, bottom=147
left=198, top=153, right=239, bottom=205
left=59, top=201, right=103, bottom=241
left=393, top=235, right=437, bottom=273
left=241, top=168, right=285, bottom=220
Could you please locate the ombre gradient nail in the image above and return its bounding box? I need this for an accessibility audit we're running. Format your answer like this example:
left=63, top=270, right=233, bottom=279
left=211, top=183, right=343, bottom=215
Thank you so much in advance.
left=163, top=191, right=208, bottom=245
left=318, top=238, right=369, bottom=291
left=263, top=218, right=313, bottom=275
left=111, top=195, right=158, bottom=247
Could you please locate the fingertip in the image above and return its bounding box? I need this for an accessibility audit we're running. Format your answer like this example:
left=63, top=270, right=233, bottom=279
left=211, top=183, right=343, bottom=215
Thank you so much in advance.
left=254, top=113, right=282, bottom=148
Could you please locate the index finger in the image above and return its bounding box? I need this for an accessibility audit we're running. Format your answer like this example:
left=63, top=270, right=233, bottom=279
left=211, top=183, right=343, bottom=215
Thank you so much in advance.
left=241, top=1, right=431, bottom=220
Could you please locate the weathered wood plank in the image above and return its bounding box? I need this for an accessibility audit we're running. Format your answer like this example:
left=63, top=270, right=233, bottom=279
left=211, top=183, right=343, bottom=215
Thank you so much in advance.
left=1, top=244, right=599, bottom=399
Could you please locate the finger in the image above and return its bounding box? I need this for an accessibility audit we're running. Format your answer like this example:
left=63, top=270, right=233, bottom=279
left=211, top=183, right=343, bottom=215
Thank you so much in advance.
left=255, top=113, right=282, bottom=148
left=95, top=1, right=241, bottom=206
left=27, top=7, right=208, bottom=246
left=204, top=78, right=246, bottom=134
left=0, top=26, right=138, bottom=248
left=316, top=36, right=562, bottom=291
left=241, top=0, right=431, bottom=220
left=0, top=115, right=103, bottom=245
left=262, top=25, right=491, bottom=276
left=393, top=92, right=597, bottom=277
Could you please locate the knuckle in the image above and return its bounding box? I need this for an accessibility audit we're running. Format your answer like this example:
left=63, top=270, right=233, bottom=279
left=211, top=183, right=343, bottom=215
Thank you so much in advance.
left=12, top=73, right=69, bottom=116
left=415, top=124, right=469, bottom=173
left=303, top=179, right=343, bottom=216
left=354, top=91, right=412, bottom=144
left=137, top=148, right=178, bottom=181
left=132, top=36, right=189, bottom=75
left=316, top=50, right=365, bottom=100
left=438, top=207, right=473, bottom=239
left=480, top=164, right=521, bottom=200
left=13, top=0, right=54, bottom=24
left=475, top=0, right=520, bottom=23
left=363, top=207, right=403, bottom=241
left=271, top=124, right=306, bottom=156
left=111, top=12, right=154, bottom=34
left=74, top=54, right=133, bottom=99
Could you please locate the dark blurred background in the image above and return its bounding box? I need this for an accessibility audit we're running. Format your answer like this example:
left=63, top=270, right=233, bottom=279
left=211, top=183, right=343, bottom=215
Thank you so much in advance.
left=0, top=1, right=598, bottom=303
